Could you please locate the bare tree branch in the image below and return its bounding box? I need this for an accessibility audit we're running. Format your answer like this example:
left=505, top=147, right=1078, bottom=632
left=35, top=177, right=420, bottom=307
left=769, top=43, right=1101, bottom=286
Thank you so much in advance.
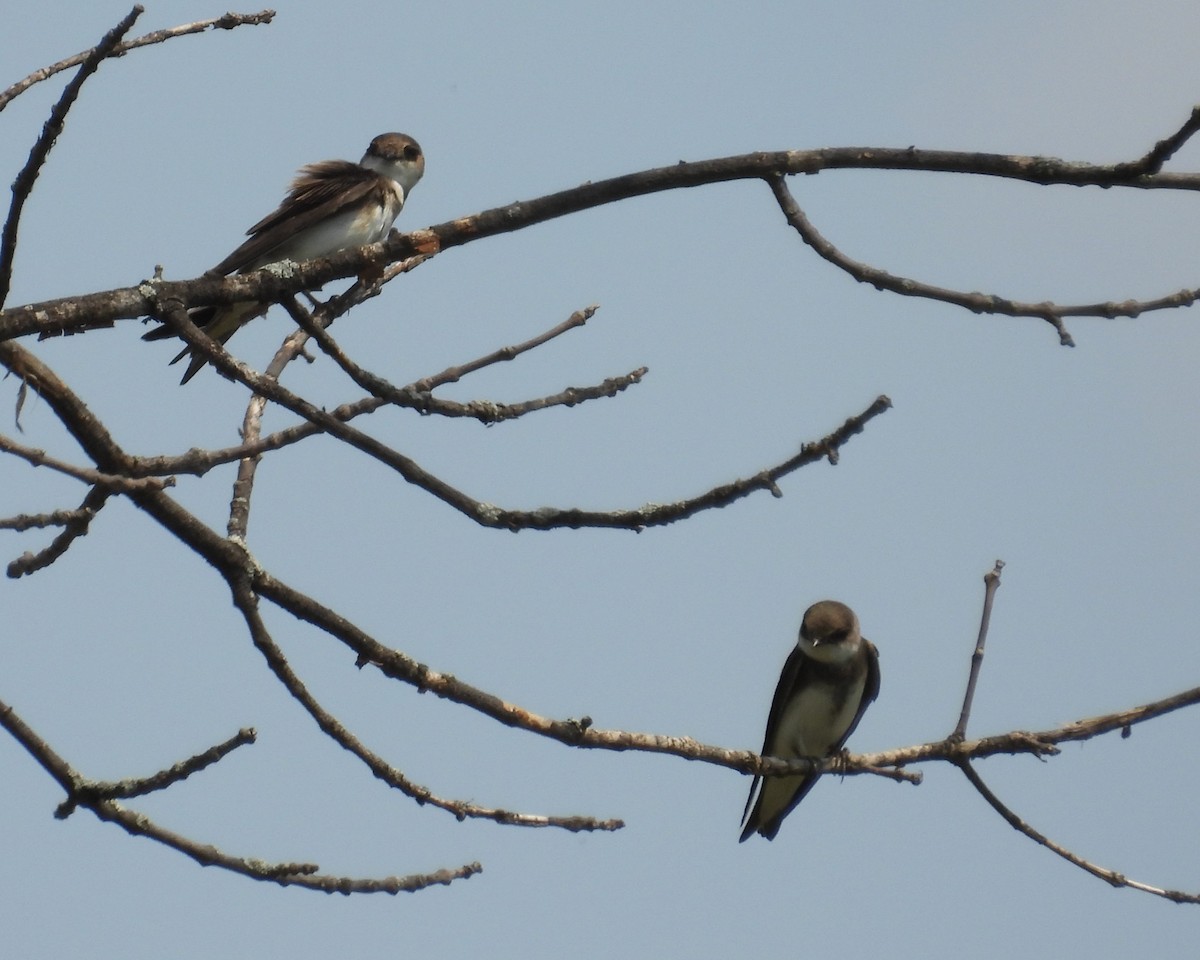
left=958, top=761, right=1200, bottom=905
left=55, top=728, right=258, bottom=817
left=953, top=560, right=1005, bottom=739
left=935, top=561, right=1200, bottom=904
left=10, top=131, right=1200, bottom=341
left=127, top=304, right=623, bottom=479
left=765, top=176, right=1082, bottom=345
left=0, top=506, right=95, bottom=531
left=0, top=5, right=143, bottom=307
left=0, top=10, right=275, bottom=112
left=7, top=485, right=110, bottom=578
left=0, top=432, right=170, bottom=492
left=111, top=300, right=899, bottom=533
left=229, top=576, right=623, bottom=832
left=3, top=18, right=1198, bottom=905
left=288, top=300, right=645, bottom=423
left=1113, top=103, right=1200, bottom=176
left=0, top=695, right=481, bottom=893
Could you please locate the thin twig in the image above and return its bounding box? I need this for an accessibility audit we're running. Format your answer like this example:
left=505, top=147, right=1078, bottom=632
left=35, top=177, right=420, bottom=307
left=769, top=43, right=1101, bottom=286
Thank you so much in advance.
left=87, top=795, right=483, bottom=893
left=251, top=253, right=430, bottom=383
left=128, top=305, right=613, bottom=478
left=412, top=305, right=598, bottom=391
left=224, top=270, right=417, bottom=540
left=56, top=728, right=258, bottom=817
left=0, top=506, right=94, bottom=531
left=958, top=760, right=1200, bottom=904
left=1113, top=103, right=1200, bottom=177
left=227, top=386, right=269, bottom=542
left=7, top=486, right=110, bottom=578
left=0, top=6, right=143, bottom=308
left=0, top=10, right=275, bottom=112
left=953, top=560, right=1005, bottom=739
left=766, top=175, right=1079, bottom=346
left=856, top=680, right=1200, bottom=770
left=288, top=299, right=646, bottom=422
left=0, top=432, right=169, bottom=492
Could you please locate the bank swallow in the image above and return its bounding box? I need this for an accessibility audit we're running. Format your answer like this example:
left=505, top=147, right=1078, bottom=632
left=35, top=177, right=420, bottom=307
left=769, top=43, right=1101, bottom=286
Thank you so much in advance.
left=144, top=132, right=424, bottom=383
left=740, top=600, right=880, bottom=842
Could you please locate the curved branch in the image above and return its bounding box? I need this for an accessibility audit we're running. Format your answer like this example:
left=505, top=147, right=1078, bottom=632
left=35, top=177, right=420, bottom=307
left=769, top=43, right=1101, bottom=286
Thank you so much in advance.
left=9, top=130, right=1200, bottom=339
left=958, top=760, right=1200, bottom=905
left=766, top=176, right=1080, bottom=346
left=0, top=694, right=481, bottom=894
left=229, top=576, right=623, bottom=833
left=88, top=795, right=482, bottom=894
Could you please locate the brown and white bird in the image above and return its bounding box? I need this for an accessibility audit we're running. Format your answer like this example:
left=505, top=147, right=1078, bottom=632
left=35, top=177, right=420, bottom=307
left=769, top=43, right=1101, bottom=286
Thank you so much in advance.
left=144, top=132, right=424, bottom=383
left=740, top=600, right=880, bottom=842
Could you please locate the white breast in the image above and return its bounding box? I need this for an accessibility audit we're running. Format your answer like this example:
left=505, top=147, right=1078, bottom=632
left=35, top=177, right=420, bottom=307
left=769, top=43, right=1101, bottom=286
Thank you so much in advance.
left=771, top=673, right=867, bottom=759
left=267, top=183, right=406, bottom=265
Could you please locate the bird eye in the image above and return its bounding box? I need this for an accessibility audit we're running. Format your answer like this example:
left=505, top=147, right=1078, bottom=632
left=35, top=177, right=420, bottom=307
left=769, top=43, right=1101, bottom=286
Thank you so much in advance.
left=404, top=145, right=420, bottom=161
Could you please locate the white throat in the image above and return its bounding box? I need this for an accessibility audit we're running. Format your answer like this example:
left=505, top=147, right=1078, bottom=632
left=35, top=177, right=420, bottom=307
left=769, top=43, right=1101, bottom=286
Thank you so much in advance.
left=798, top=631, right=862, bottom=664
left=361, top=152, right=423, bottom=197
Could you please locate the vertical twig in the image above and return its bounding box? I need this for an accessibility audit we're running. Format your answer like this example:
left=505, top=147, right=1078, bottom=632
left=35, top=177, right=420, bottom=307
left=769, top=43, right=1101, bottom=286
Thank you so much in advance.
left=952, top=559, right=1005, bottom=740
left=225, top=297, right=316, bottom=542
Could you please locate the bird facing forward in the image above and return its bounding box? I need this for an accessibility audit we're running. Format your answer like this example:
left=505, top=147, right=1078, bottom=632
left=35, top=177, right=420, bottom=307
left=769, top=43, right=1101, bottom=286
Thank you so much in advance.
left=740, top=600, right=880, bottom=842
left=143, top=132, right=424, bottom=383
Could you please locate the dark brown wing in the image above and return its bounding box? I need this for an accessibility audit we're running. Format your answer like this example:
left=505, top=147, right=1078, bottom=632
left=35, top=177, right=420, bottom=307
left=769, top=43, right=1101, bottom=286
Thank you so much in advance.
left=739, top=644, right=806, bottom=826
left=831, top=638, right=880, bottom=752
left=208, top=161, right=381, bottom=275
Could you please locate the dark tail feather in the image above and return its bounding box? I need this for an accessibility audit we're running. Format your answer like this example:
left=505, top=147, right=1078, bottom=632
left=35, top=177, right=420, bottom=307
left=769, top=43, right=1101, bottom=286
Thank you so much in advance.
left=738, top=775, right=763, bottom=843
left=142, top=306, right=216, bottom=342
left=178, top=350, right=209, bottom=384
left=141, top=322, right=175, bottom=342
left=145, top=301, right=269, bottom=384
left=738, top=772, right=821, bottom=842
left=142, top=307, right=217, bottom=384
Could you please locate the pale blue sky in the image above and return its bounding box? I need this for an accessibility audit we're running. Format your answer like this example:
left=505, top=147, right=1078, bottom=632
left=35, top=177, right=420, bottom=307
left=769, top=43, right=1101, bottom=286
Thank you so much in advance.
left=3, top=2, right=1199, bottom=957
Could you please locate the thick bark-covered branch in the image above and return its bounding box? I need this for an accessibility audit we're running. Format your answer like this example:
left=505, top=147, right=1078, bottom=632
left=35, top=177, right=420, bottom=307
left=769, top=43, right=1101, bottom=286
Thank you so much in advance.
left=6, top=141, right=1200, bottom=340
